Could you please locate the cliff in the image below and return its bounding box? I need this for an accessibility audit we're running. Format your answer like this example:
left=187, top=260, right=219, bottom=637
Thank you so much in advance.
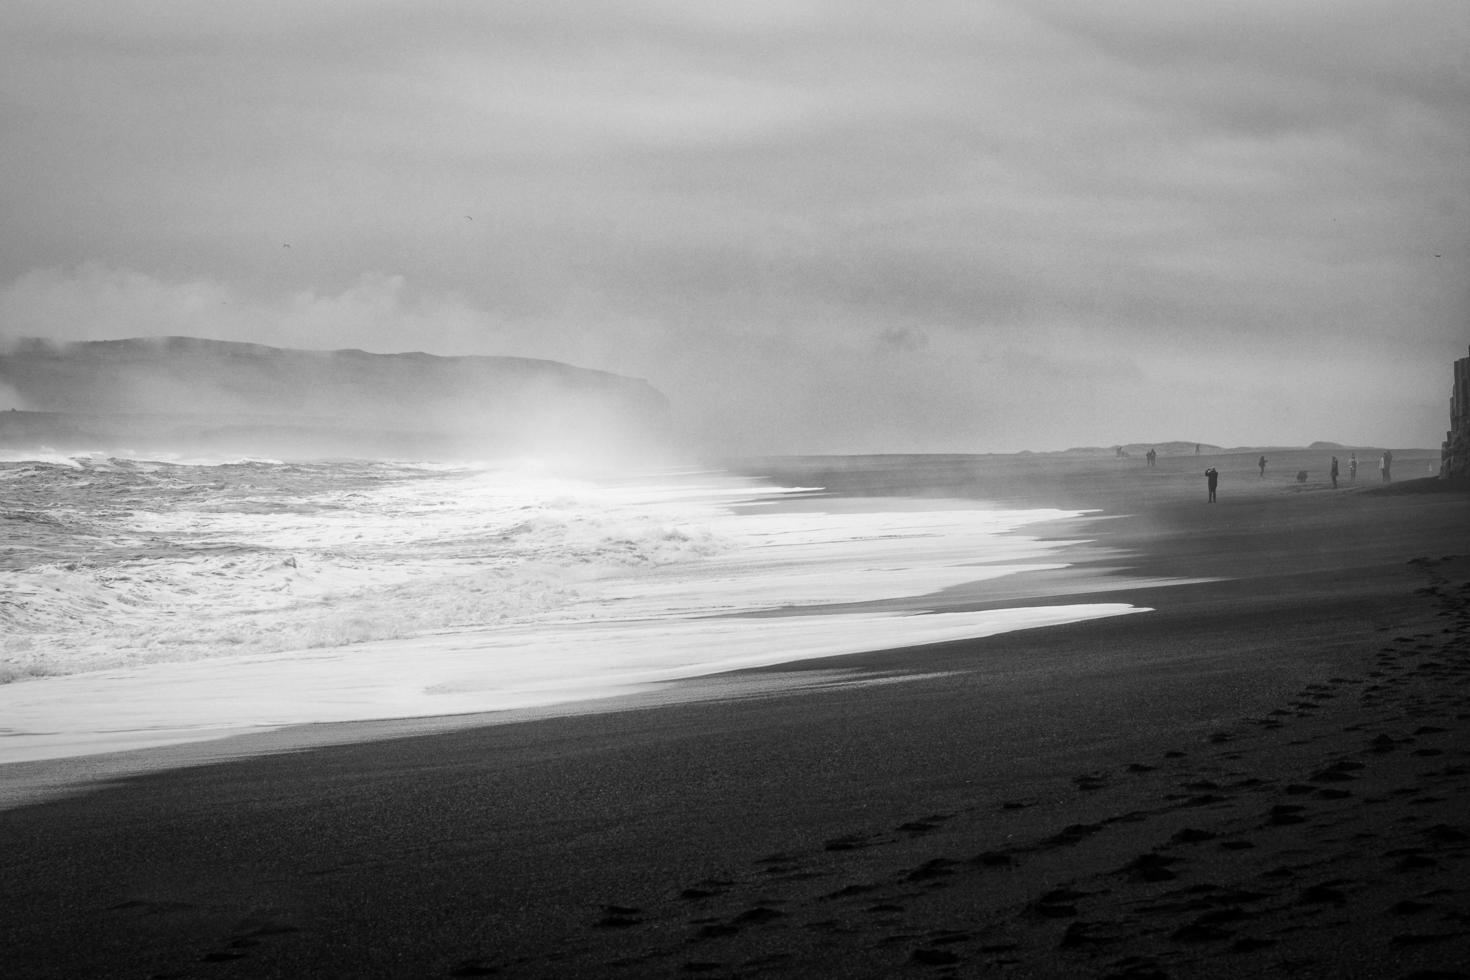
left=0, top=337, right=671, bottom=460
left=1443, top=345, right=1470, bottom=478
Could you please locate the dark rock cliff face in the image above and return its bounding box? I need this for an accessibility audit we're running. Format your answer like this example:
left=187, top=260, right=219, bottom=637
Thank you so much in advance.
left=1444, top=345, right=1469, bottom=478
left=0, top=337, right=671, bottom=460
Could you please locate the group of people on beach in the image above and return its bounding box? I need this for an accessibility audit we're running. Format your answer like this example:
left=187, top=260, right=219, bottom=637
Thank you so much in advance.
left=1205, top=449, right=1392, bottom=501
left=1332, top=451, right=1391, bottom=487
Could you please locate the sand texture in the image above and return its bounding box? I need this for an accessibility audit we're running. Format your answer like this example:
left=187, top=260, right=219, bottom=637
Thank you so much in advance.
left=1, top=456, right=1467, bottom=978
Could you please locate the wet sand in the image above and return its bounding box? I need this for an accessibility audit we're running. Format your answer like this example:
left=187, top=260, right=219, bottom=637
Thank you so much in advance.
left=1, top=453, right=1467, bottom=978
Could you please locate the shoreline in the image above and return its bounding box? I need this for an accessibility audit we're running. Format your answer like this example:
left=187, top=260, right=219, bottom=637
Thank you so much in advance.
left=0, top=478, right=1131, bottom=771
left=1, top=462, right=1467, bottom=977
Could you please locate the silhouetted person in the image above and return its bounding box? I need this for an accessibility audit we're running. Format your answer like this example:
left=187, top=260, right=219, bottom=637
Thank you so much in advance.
left=1330, top=456, right=1339, bottom=489
left=1349, top=453, right=1357, bottom=482
left=1146, top=448, right=1156, bottom=467
left=1205, top=466, right=1218, bottom=502
left=1382, top=449, right=1392, bottom=483
left=1258, top=455, right=1267, bottom=477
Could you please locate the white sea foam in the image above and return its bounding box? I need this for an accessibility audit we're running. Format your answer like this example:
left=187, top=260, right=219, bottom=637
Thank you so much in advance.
left=0, top=455, right=1147, bottom=762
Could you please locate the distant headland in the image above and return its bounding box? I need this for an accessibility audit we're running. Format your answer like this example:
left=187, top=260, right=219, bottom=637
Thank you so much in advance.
left=0, top=336, right=670, bottom=460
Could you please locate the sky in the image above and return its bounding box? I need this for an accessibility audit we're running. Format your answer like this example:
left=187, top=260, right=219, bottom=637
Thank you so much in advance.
left=1, top=1, right=1466, bottom=455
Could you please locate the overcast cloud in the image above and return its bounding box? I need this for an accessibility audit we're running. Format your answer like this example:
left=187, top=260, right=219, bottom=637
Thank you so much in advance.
left=1, top=0, right=1465, bottom=453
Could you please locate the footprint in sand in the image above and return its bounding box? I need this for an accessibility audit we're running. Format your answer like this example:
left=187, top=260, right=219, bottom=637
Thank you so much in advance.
left=1035, top=886, right=1094, bottom=915
left=1298, top=881, right=1350, bottom=905
left=1267, top=804, right=1309, bottom=826
left=904, top=857, right=960, bottom=883
left=823, top=832, right=880, bottom=852
left=1170, top=827, right=1217, bottom=844
left=1041, top=823, right=1105, bottom=848
left=971, top=850, right=1018, bottom=868
left=594, top=904, right=644, bottom=928
left=1117, top=852, right=1183, bottom=883
left=897, top=813, right=954, bottom=835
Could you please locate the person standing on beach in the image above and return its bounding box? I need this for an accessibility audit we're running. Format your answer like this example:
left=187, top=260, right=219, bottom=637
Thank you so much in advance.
left=1349, top=453, right=1357, bottom=482
left=1383, top=449, right=1392, bottom=483
left=1331, top=456, right=1339, bottom=489
left=1205, top=466, right=1219, bottom=502
left=1258, top=455, right=1267, bottom=477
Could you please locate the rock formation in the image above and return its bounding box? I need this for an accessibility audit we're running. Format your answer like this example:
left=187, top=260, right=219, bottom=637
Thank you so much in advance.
left=1443, top=344, right=1470, bottom=478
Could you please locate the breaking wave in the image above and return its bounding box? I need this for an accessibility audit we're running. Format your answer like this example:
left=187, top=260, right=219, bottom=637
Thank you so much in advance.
left=2, top=454, right=737, bottom=681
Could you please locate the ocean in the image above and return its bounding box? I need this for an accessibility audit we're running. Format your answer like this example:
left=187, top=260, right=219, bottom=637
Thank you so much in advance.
left=1, top=452, right=1142, bottom=762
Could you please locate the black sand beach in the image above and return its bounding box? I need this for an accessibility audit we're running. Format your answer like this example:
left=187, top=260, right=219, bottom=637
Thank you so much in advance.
left=2, top=452, right=1468, bottom=979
